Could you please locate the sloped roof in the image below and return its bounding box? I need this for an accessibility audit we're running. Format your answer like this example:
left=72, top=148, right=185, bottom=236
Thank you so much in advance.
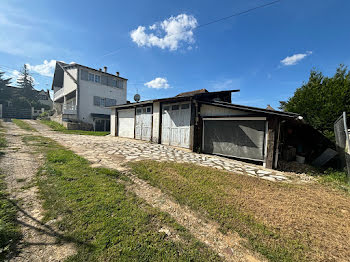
left=176, top=89, right=208, bottom=97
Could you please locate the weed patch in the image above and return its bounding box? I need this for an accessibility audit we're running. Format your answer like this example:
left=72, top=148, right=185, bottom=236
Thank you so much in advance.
left=12, top=119, right=37, bottom=132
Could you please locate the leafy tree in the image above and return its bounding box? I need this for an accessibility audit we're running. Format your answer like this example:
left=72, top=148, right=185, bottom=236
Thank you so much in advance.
left=0, top=71, right=12, bottom=103
left=16, top=64, right=35, bottom=99
left=280, top=65, right=350, bottom=140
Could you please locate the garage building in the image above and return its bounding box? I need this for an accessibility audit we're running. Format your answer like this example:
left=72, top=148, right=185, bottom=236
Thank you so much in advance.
left=109, top=89, right=304, bottom=169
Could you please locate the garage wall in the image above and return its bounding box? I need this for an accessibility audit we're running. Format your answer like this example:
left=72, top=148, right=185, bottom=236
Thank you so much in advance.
left=152, top=102, right=160, bottom=143
left=117, top=108, right=135, bottom=138
left=201, top=104, right=250, bottom=117
left=110, top=109, right=116, bottom=136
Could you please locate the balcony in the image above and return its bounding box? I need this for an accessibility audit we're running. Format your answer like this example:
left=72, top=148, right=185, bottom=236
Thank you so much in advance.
left=53, top=87, right=64, bottom=101
left=63, top=104, right=77, bottom=115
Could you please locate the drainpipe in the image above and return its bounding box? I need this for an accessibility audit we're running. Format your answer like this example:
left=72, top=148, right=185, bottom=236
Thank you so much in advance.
left=76, top=68, right=80, bottom=121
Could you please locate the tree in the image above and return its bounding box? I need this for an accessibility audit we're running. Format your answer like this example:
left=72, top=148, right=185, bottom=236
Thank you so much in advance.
left=16, top=64, right=35, bottom=99
left=0, top=71, right=12, bottom=103
left=280, top=65, right=350, bottom=140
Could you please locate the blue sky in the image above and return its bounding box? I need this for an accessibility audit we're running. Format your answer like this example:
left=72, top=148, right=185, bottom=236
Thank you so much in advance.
left=1, top=0, right=349, bottom=109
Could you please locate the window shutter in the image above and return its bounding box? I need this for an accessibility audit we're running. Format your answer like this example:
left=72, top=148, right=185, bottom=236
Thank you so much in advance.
left=81, top=69, right=88, bottom=81
left=93, top=96, right=100, bottom=106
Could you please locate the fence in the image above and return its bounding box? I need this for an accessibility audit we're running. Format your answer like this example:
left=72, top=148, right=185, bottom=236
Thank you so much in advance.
left=334, top=112, right=350, bottom=183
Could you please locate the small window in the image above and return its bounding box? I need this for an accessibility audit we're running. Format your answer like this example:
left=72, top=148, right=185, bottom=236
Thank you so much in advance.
left=88, top=73, right=94, bottom=81
left=136, top=108, right=142, bottom=114
left=172, top=105, right=179, bottom=110
left=95, top=75, right=101, bottom=83
left=146, top=107, right=151, bottom=113
left=163, top=106, right=170, bottom=112
left=100, top=98, right=105, bottom=107
left=81, top=69, right=88, bottom=80
left=181, top=103, right=190, bottom=109
left=142, top=108, right=147, bottom=113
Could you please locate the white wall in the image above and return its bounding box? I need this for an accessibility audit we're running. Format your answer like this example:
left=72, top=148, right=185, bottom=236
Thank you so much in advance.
left=110, top=109, right=116, bottom=136
left=63, top=68, right=78, bottom=95
left=78, top=68, right=127, bottom=124
left=152, top=102, right=160, bottom=143
left=201, top=104, right=250, bottom=117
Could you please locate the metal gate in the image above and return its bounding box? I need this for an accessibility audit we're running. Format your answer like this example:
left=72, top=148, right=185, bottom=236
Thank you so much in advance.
left=161, top=102, right=191, bottom=148
left=117, top=108, right=135, bottom=138
left=135, top=106, right=152, bottom=141
left=334, top=112, right=350, bottom=183
left=202, top=118, right=267, bottom=161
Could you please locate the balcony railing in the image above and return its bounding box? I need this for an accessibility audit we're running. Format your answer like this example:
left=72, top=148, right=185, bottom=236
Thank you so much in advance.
left=63, top=104, right=77, bottom=115
left=53, top=88, right=64, bottom=101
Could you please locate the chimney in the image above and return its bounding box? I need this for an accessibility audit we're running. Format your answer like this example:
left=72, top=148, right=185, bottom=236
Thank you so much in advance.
left=103, top=66, right=107, bottom=73
left=99, top=68, right=102, bottom=71
left=116, top=72, right=120, bottom=77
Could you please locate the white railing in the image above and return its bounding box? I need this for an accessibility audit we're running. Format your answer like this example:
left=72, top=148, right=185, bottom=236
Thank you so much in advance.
left=53, top=88, right=64, bottom=101
left=63, top=104, right=77, bottom=115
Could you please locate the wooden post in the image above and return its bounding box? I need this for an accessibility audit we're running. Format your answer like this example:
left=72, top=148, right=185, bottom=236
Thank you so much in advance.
left=265, top=117, right=278, bottom=169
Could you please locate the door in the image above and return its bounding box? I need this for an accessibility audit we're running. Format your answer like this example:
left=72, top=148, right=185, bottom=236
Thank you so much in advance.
left=161, top=102, right=191, bottom=148
left=135, top=106, right=152, bottom=141
left=117, top=108, right=135, bottom=138
left=202, top=118, right=266, bottom=161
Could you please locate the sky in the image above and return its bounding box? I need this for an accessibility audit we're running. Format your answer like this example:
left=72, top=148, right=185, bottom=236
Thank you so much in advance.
left=0, top=0, right=349, bottom=109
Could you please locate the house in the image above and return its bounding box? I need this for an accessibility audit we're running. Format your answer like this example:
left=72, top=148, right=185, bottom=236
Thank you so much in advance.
left=51, top=61, right=127, bottom=131
left=36, top=89, right=53, bottom=109
left=108, top=89, right=324, bottom=169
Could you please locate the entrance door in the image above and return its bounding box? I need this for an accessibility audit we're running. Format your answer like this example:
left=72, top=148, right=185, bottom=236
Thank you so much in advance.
left=135, top=106, right=152, bottom=141
left=161, top=102, right=191, bottom=148
left=202, top=118, right=266, bottom=161
left=117, top=108, right=135, bottom=138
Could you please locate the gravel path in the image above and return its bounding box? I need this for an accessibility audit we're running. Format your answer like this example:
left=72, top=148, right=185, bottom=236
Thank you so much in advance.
left=1, top=122, right=75, bottom=262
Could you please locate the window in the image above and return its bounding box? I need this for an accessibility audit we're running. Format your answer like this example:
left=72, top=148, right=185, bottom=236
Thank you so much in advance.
left=81, top=69, right=88, bottom=81
left=93, top=96, right=100, bottom=106
left=163, top=106, right=170, bottom=111
left=100, top=98, right=105, bottom=107
left=146, top=107, right=151, bottom=113
left=95, top=75, right=101, bottom=83
left=181, top=103, right=190, bottom=109
left=88, top=73, right=94, bottom=81
left=117, top=79, right=124, bottom=89
left=136, top=108, right=142, bottom=114
left=101, top=75, right=108, bottom=85
left=142, top=108, right=147, bottom=113
left=105, top=98, right=116, bottom=107
left=172, top=105, right=179, bottom=110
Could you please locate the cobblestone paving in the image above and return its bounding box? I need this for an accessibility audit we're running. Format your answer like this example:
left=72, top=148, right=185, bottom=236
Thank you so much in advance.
left=27, top=120, right=302, bottom=183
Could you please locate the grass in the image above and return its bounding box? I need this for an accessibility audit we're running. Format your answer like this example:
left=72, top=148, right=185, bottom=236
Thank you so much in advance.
left=23, top=135, right=220, bottom=261
left=40, top=120, right=109, bottom=136
left=12, top=119, right=37, bottom=132
left=316, top=168, right=350, bottom=192
left=0, top=122, right=21, bottom=260
left=129, top=160, right=350, bottom=262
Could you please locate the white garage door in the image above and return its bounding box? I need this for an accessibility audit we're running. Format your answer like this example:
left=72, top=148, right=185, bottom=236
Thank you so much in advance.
left=117, top=108, right=135, bottom=138
left=161, top=102, right=191, bottom=148
left=135, top=106, right=152, bottom=141
left=203, top=118, right=266, bottom=161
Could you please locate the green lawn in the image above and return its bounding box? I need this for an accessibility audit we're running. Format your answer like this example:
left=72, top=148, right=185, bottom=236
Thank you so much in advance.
left=0, top=122, right=21, bottom=260
left=40, top=120, right=109, bottom=136
left=129, top=160, right=350, bottom=262
left=24, top=135, right=220, bottom=261
left=12, top=119, right=37, bottom=132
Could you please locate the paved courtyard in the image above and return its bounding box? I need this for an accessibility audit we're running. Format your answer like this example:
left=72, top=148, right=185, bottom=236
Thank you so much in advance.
left=27, top=120, right=308, bottom=183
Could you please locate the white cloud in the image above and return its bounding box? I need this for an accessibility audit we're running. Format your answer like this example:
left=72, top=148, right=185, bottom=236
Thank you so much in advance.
left=280, top=51, right=312, bottom=66
left=144, top=77, right=170, bottom=89
left=130, top=14, right=198, bottom=51
left=211, top=79, right=241, bottom=91
left=26, top=59, right=56, bottom=77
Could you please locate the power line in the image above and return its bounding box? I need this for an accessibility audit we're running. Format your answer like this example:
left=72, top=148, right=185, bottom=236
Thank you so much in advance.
left=100, top=0, right=280, bottom=58
left=196, top=0, right=280, bottom=29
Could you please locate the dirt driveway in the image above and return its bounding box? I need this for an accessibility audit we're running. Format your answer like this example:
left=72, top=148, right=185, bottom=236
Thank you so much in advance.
left=1, top=122, right=75, bottom=261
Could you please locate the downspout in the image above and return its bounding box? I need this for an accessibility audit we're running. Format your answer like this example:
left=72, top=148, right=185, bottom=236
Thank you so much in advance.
left=76, top=68, right=80, bottom=121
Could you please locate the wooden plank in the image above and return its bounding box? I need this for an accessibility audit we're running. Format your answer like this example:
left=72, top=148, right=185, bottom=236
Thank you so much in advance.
left=265, top=118, right=278, bottom=169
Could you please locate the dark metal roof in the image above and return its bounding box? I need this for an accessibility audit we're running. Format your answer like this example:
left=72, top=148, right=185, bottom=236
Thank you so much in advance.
left=64, top=63, right=128, bottom=81
left=199, top=100, right=300, bottom=118
left=108, top=89, right=240, bottom=109
left=91, top=113, right=110, bottom=119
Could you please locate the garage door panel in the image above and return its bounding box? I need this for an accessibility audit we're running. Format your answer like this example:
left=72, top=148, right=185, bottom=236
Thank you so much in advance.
left=118, top=109, right=135, bottom=138
left=203, top=120, right=265, bottom=161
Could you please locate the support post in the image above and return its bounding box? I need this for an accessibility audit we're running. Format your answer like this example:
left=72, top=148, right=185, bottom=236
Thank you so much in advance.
left=265, top=117, right=278, bottom=169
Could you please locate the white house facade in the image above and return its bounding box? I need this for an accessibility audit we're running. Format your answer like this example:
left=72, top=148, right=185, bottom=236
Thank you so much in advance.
left=52, top=62, right=127, bottom=131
